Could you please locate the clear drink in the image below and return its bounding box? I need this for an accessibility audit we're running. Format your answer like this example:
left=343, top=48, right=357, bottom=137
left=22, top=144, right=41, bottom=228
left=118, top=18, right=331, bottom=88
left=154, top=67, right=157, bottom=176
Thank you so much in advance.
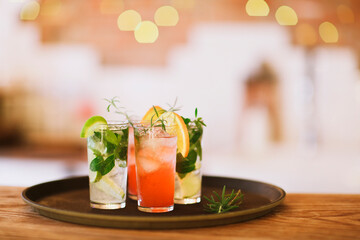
left=174, top=123, right=203, bottom=204
left=134, top=125, right=177, bottom=213
left=87, top=123, right=128, bottom=209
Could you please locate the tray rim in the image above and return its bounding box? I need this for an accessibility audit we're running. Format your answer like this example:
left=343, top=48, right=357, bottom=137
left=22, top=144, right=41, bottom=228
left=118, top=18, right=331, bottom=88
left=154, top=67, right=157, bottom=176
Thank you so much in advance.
left=22, top=175, right=286, bottom=225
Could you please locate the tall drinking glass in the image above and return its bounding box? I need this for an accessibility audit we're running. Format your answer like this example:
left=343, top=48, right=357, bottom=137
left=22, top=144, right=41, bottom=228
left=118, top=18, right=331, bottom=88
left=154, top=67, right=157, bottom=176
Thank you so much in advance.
left=87, top=123, right=128, bottom=209
left=127, top=126, right=137, bottom=200
left=174, top=122, right=204, bottom=204
left=134, top=124, right=177, bottom=213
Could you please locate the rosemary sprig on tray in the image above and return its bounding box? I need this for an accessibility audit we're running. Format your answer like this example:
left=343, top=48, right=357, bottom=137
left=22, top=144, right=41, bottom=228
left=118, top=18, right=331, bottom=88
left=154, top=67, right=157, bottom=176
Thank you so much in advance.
left=203, top=186, right=244, bottom=213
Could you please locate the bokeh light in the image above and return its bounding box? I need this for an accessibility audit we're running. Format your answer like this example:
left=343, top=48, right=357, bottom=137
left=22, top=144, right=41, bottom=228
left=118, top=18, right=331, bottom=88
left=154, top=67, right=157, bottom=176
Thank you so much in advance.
left=20, top=0, right=40, bottom=21
left=295, top=23, right=317, bottom=46
left=40, top=0, right=62, bottom=17
left=154, top=6, right=179, bottom=26
left=275, top=6, right=298, bottom=26
left=336, top=4, right=355, bottom=24
left=100, top=0, right=123, bottom=15
left=117, top=10, right=141, bottom=31
left=134, top=21, right=159, bottom=43
left=319, top=22, right=339, bottom=43
left=245, top=0, right=269, bottom=17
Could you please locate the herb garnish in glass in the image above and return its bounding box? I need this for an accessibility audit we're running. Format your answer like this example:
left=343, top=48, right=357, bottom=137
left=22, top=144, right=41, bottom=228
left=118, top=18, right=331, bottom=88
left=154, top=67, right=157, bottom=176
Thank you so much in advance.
left=83, top=119, right=129, bottom=209
left=175, top=108, right=206, bottom=204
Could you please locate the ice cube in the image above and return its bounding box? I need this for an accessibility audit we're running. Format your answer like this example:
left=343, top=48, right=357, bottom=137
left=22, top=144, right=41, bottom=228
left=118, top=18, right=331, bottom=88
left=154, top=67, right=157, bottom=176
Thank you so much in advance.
left=154, top=140, right=176, bottom=163
left=88, top=139, right=105, bottom=155
left=136, top=148, right=161, bottom=173
left=149, top=127, right=171, bottom=138
left=139, top=156, right=160, bottom=173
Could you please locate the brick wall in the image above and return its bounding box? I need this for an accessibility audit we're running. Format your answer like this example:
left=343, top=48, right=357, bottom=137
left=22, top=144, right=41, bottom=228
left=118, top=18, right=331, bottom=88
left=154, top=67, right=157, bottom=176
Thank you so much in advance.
left=31, top=0, right=360, bottom=66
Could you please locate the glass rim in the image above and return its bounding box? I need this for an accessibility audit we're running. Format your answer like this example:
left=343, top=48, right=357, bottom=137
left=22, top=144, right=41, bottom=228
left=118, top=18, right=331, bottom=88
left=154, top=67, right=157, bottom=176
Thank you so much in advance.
left=95, top=122, right=129, bottom=131
left=132, top=122, right=178, bottom=129
left=96, top=121, right=129, bottom=126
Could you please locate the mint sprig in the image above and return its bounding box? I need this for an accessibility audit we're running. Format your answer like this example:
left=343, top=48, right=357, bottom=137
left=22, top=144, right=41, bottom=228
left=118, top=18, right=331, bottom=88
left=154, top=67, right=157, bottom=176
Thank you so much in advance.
left=89, top=154, right=115, bottom=179
left=89, top=128, right=128, bottom=181
left=176, top=108, right=205, bottom=177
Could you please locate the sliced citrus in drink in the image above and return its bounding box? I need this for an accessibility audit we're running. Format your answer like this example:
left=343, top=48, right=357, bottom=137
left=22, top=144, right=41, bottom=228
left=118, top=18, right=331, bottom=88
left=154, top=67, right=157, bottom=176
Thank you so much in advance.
left=142, top=106, right=189, bottom=157
left=175, top=172, right=201, bottom=198
left=89, top=170, right=102, bottom=183
left=160, top=111, right=190, bottom=157
left=95, top=175, right=125, bottom=199
left=141, top=106, right=165, bottom=123
left=80, top=116, right=107, bottom=138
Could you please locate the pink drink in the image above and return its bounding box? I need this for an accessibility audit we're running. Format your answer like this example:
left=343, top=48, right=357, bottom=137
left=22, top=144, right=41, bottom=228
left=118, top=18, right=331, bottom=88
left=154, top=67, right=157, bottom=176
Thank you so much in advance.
left=127, top=127, right=137, bottom=200
left=135, top=126, right=177, bottom=213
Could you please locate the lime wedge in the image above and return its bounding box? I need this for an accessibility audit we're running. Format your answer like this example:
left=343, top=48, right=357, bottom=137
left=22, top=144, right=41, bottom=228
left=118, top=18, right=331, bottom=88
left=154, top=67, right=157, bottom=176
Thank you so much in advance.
left=95, top=176, right=125, bottom=199
left=80, top=116, right=107, bottom=138
left=175, top=172, right=201, bottom=198
left=89, top=170, right=102, bottom=183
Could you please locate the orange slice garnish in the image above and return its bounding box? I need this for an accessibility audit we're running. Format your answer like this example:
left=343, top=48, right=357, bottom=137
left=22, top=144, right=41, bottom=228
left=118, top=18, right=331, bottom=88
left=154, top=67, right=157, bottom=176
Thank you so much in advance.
left=141, top=106, right=165, bottom=123
left=142, top=106, right=189, bottom=157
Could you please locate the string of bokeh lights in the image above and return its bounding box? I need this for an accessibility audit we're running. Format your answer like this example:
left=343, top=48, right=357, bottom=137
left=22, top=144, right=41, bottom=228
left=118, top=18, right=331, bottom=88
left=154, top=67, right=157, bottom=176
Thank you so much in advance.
left=19, top=0, right=355, bottom=45
left=116, top=6, right=179, bottom=43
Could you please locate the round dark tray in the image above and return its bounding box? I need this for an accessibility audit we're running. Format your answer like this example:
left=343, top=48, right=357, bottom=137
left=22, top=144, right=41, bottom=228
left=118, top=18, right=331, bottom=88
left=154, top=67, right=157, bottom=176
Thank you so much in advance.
left=22, top=175, right=285, bottom=229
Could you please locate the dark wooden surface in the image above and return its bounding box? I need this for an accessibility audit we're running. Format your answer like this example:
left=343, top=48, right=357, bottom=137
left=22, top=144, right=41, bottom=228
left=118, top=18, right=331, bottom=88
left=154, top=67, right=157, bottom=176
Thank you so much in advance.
left=1, top=186, right=360, bottom=239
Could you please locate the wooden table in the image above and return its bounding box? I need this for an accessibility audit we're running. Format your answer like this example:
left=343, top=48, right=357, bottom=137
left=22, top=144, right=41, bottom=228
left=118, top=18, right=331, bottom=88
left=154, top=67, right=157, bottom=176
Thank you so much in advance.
left=1, top=186, right=359, bottom=240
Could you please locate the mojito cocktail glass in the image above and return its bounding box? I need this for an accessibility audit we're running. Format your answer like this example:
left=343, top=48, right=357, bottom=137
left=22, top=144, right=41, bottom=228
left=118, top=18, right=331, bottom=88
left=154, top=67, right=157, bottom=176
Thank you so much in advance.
left=134, top=124, right=177, bottom=213
left=87, top=123, right=129, bottom=209
left=174, top=122, right=204, bottom=204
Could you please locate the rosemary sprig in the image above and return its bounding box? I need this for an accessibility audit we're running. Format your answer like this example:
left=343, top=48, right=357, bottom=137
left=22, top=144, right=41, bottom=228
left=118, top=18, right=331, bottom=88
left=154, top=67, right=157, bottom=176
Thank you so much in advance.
left=151, top=106, right=166, bottom=130
left=103, top=96, right=134, bottom=127
left=165, top=98, right=182, bottom=112
left=203, top=185, right=244, bottom=213
left=149, top=98, right=181, bottom=131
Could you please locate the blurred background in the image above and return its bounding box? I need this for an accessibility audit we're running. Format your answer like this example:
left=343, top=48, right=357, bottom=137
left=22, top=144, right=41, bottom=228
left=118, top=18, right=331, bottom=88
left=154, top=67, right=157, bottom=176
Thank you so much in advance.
left=0, top=0, right=359, bottom=193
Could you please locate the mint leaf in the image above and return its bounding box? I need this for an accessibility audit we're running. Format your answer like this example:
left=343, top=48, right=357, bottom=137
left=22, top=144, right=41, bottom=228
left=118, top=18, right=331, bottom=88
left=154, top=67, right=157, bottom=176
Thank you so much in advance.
left=190, top=130, right=202, bottom=144
left=93, top=131, right=101, bottom=141
left=176, top=160, right=196, bottom=174
left=114, top=144, right=127, bottom=161
left=101, top=154, right=115, bottom=175
left=177, top=172, right=187, bottom=179
left=89, top=147, right=102, bottom=157
left=118, top=146, right=128, bottom=161
left=122, top=128, right=129, bottom=141
left=181, top=116, right=191, bottom=125
left=117, top=128, right=129, bottom=144
left=106, top=142, right=115, bottom=154
left=90, top=156, right=104, bottom=172
left=114, top=132, right=123, bottom=143
left=105, top=129, right=118, bottom=145
left=176, top=153, right=196, bottom=174
left=113, top=128, right=128, bottom=161
left=187, top=150, right=197, bottom=162
left=90, top=154, right=116, bottom=176
left=196, top=141, right=202, bottom=160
